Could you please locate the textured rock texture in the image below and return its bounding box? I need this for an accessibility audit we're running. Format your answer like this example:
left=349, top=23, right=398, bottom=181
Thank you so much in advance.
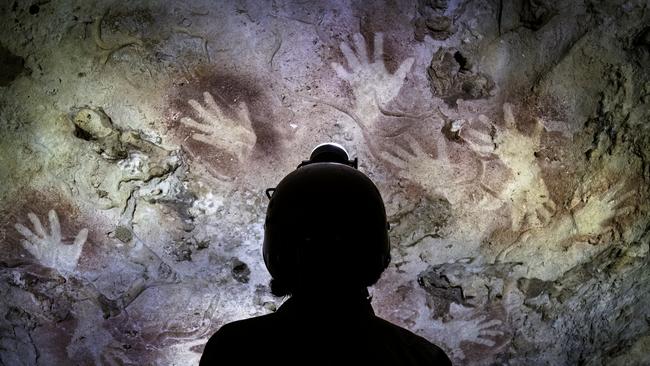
left=0, top=0, right=649, bottom=365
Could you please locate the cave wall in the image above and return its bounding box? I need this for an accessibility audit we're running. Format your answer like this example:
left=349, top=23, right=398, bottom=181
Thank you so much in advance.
left=0, top=0, right=649, bottom=365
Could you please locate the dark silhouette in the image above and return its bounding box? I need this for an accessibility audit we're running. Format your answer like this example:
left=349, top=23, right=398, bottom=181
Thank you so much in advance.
left=200, top=143, right=452, bottom=365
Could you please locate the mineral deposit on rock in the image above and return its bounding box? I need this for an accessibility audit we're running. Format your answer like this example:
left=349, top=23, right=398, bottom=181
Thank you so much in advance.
left=0, top=0, right=648, bottom=365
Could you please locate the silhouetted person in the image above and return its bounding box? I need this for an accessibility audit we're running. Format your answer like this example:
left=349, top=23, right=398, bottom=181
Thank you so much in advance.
left=200, top=143, right=452, bottom=365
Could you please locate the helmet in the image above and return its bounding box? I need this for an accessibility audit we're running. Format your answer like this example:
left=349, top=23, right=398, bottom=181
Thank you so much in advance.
left=263, top=143, right=391, bottom=293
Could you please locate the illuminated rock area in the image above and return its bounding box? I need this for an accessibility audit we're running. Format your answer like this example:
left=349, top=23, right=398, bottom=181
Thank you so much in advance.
left=0, top=0, right=648, bottom=364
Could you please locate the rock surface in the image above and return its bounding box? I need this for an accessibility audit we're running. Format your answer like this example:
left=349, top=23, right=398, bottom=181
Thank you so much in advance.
left=0, top=0, right=648, bottom=365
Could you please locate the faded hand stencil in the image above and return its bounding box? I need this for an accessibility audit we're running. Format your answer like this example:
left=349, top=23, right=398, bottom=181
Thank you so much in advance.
left=331, top=32, right=415, bottom=134
left=461, top=103, right=552, bottom=230
left=379, top=133, right=476, bottom=205
left=414, top=257, right=524, bottom=361
left=422, top=305, right=504, bottom=361
left=570, top=181, right=636, bottom=240
left=496, top=181, right=636, bottom=280
left=14, top=210, right=88, bottom=274
left=181, top=91, right=257, bottom=163
left=330, top=34, right=481, bottom=207
left=376, top=268, right=506, bottom=362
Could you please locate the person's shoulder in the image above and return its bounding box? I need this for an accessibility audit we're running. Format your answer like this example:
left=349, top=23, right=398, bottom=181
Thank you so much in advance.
left=210, top=312, right=277, bottom=342
left=200, top=313, right=278, bottom=365
left=371, top=316, right=453, bottom=365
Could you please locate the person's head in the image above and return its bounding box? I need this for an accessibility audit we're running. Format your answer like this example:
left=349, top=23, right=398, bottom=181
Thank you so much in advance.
left=263, top=143, right=391, bottom=297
